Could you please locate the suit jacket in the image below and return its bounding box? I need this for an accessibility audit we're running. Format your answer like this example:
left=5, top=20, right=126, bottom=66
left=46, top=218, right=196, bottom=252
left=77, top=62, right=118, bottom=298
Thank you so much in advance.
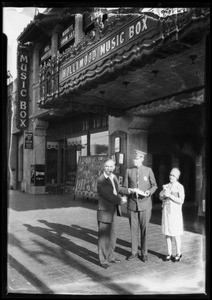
left=97, top=173, right=129, bottom=223
left=123, top=165, right=158, bottom=211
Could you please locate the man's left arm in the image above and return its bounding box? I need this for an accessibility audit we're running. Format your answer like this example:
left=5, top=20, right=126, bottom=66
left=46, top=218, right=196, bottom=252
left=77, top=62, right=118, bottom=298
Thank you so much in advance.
left=114, top=175, right=130, bottom=196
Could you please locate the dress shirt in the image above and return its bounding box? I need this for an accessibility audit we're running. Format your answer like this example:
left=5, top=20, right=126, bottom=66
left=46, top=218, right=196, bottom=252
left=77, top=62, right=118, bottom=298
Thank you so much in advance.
left=104, top=172, right=117, bottom=195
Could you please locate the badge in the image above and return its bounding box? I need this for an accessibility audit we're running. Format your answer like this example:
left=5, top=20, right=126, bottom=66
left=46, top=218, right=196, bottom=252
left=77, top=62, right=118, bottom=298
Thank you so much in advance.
left=144, top=176, right=148, bottom=181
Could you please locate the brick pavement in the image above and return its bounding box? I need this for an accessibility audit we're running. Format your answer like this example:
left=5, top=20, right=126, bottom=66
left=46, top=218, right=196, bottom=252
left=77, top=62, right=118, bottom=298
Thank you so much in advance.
left=6, top=190, right=206, bottom=295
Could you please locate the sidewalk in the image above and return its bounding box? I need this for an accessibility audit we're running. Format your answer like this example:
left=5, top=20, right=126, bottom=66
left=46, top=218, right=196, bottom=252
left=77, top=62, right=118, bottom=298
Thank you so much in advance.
left=7, top=190, right=206, bottom=295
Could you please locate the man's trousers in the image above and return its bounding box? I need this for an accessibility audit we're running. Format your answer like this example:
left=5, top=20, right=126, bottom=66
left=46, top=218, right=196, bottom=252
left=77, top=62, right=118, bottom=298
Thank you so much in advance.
left=98, top=210, right=118, bottom=264
left=128, top=209, right=152, bottom=256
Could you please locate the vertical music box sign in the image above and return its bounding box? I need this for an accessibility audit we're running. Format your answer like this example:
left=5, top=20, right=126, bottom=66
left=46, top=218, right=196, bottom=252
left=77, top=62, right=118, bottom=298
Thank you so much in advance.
left=16, top=44, right=30, bottom=130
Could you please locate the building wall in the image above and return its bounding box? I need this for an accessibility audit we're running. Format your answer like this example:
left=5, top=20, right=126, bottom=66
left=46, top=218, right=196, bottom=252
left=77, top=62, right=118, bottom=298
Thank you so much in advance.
left=8, top=134, right=17, bottom=189
left=11, top=8, right=207, bottom=208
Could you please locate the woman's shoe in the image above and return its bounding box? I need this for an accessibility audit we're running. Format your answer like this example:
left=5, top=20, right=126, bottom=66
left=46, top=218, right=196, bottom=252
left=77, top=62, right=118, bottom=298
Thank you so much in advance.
left=175, top=254, right=182, bottom=262
left=165, top=254, right=172, bottom=261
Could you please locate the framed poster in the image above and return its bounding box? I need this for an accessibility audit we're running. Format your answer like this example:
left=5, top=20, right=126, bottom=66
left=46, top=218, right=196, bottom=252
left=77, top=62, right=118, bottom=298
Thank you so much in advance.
left=75, top=155, right=108, bottom=199
left=115, top=137, right=120, bottom=152
left=119, top=153, right=124, bottom=164
left=25, top=132, right=33, bottom=149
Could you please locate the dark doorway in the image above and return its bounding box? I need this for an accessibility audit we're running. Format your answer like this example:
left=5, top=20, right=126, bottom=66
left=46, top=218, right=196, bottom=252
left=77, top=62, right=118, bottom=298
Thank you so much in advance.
left=179, top=154, right=195, bottom=203
left=153, top=154, right=171, bottom=203
left=46, top=148, right=58, bottom=184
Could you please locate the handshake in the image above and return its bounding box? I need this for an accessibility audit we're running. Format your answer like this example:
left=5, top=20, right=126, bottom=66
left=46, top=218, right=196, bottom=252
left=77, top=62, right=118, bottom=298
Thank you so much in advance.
left=121, top=195, right=128, bottom=204
left=128, top=188, right=150, bottom=197
left=120, top=189, right=151, bottom=204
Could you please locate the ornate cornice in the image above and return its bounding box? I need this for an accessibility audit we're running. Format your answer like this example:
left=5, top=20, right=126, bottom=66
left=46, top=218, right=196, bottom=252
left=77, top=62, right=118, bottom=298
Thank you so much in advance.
left=127, top=88, right=205, bottom=116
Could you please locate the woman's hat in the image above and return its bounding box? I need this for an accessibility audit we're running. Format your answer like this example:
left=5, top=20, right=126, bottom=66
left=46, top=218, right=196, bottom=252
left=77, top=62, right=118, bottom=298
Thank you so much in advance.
left=170, top=168, right=181, bottom=179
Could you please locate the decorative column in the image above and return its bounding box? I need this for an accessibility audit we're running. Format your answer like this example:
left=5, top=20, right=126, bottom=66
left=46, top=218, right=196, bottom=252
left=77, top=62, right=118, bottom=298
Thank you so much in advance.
left=51, top=25, right=63, bottom=57
left=29, top=118, right=49, bottom=194
left=74, top=14, right=85, bottom=45
left=9, top=134, right=18, bottom=189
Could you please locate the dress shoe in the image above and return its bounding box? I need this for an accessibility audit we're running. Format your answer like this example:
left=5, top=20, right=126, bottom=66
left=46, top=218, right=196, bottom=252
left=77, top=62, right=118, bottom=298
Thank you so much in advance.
left=100, top=263, right=110, bottom=269
left=127, top=254, right=138, bottom=261
left=108, top=258, right=121, bottom=263
left=140, top=255, right=148, bottom=262
left=165, top=254, right=172, bottom=261
left=174, top=254, right=182, bottom=262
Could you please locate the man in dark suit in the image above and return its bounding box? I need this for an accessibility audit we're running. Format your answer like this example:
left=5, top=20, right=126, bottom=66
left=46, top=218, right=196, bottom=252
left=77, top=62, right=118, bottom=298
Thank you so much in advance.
left=97, top=159, right=129, bottom=269
left=123, top=150, right=158, bottom=262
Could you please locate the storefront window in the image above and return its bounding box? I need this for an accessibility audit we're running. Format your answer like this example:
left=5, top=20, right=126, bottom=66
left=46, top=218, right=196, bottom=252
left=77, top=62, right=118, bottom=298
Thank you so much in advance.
left=76, top=135, right=87, bottom=161
left=90, top=131, right=108, bottom=155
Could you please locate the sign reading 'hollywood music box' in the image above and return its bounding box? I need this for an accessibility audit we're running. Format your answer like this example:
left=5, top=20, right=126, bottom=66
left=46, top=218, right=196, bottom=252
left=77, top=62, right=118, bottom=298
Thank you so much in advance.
left=16, top=45, right=30, bottom=131
left=59, top=14, right=160, bottom=84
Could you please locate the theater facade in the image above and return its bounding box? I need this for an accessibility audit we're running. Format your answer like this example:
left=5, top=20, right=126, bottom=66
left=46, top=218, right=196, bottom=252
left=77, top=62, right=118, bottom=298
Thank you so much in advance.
left=9, top=7, right=209, bottom=209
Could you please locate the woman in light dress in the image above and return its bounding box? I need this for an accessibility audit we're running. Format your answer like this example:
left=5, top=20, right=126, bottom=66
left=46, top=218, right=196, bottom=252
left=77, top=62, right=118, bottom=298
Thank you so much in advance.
left=159, top=168, right=185, bottom=262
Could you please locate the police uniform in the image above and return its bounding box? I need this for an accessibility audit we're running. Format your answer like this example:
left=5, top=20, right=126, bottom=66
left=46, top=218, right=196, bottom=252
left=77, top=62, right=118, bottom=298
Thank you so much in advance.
left=123, top=150, right=158, bottom=260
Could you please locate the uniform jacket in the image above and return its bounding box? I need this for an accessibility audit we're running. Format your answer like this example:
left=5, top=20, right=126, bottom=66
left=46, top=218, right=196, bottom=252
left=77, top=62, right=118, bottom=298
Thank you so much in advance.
left=97, top=173, right=129, bottom=223
left=123, top=165, right=158, bottom=211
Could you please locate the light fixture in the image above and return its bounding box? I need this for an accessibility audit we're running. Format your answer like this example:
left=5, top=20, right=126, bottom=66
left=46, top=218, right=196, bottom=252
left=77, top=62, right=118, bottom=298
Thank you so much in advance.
left=123, top=81, right=130, bottom=88
left=152, top=69, right=159, bottom=78
left=99, top=90, right=105, bottom=97
left=189, top=54, right=197, bottom=65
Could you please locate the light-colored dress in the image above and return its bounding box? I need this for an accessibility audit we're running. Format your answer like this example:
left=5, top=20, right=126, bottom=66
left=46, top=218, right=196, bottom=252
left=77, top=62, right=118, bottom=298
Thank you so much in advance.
left=160, top=181, right=185, bottom=236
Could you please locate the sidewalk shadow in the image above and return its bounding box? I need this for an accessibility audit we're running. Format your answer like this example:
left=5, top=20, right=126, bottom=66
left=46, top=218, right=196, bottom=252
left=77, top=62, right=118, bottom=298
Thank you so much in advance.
left=38, top=221, right=97, bottom=245
left=9, top=230, right=132, bottom=295
left=8, top=253, right=53, bottom=294
left=23, top=223, right=99, bottom=266
left=8, top=233, right=47, bottom=265
left=38, top=221, right=131, bottom=257
left=148, top=249, right=166, bottom=261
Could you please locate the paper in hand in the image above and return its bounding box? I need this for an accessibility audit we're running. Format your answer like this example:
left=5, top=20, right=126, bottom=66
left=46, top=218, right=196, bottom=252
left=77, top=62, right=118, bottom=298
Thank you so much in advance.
left=133, top=188, right=146, bottom=196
